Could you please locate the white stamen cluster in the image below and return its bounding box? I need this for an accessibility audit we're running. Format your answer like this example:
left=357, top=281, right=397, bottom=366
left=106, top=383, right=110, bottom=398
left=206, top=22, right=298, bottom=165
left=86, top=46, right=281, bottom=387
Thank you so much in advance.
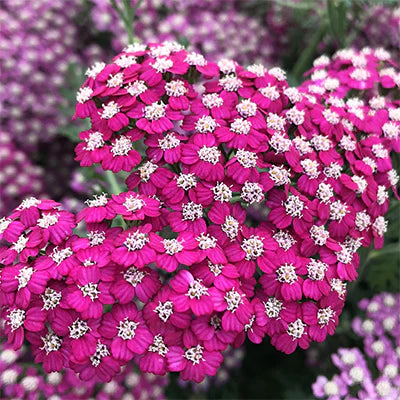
left=301, top=159, right=320, bottom=178
left=350, top=68, right=370, bottom=81
left=51, top=247, right=73, bottom=265
left=311, top=135, right=332, bottom=151
left=184, top=344, right=205, bottom=365
left=210, top=315, right=222, bottom=330
left=273, top=231, right=296, bottom=250
left=17, top=266, right=34, bottom=290
left=111, top=136, right=132, bottom=157
left=217, top=59, right=237, bottom=74
left=230, top=118, right=251, bottom=135
left=276, top=263, right=298, bottom=284
left=126, top=80, right=147, bottom=97
left=85, top=193, right=108, bottom=208
left=382, top=122, right=399, bottom=139
left=219, top=75, right=243, bottom=91
left=154, top=301, right=174, bottom=322
left=79, top=282, right=100, bottom=301
left=352, top=175, right=368, bottom=194
left=376, top=185, right=388, bottom=205
left=117, top=317, right=139, bottom=340
left=317, top=307, right=335, bottom=325
left=123, top=195, right=145, bottom=212
left=196, top=233, right=217, bottom=249
left=236, top=149, right=257, bottom=168
left=176, top=173, right=197, bottom=190
left=287, top=319, right=306, bottom=339
left=202, top=93, right=224, bottom=109
left=84, top=131, right=105, bottom=151
left=195, top=115, right=217, bottom=133
left=293, top=136, right=313, bottom=155
left=222, top=215, right=240, bottom=240
left=269, top=165, right=291, bottom=186
left=144, top=102, right=166, bottom=121
left=149, top=334, right=168, bottom=357
left=76, top=87, right=93, bottom=103
left=237, top=99, right=257, bottom=117
left=158, top=133, right=180, bottom=150
left=165, top=80, right=187, bottom=97
left=114, top=54, right=137, bottom=68
left=307, top=259, right=328, bottom=281
left=267, top=113, right=286, bottom=131
left=264, top=297, right=283, bottom=319
left=139, top=161, right=158, bottom=182
left=106, top=72, right=124, bottom=88
left=284, top=87, right=302, bottom=103
left=330, top=278, right=347, bottom=298
left=100, top=101, right=120, bottom=119
left=241, top=181, right=264, bottom=204
left=259, top=84, right=280, bottom=100
left=269, top=67, right=287, bottom=81
left=151, top=58, right=173, bottom=73
left=12, top=235, right=28, bottom=253
left=41, top=287, right=62, bottom=310
left=124, top=266, right=147, bottom=286
left=373, top=216, right=387, bottom=236
left=339, top=135, right=356, bottom=151
left=283, top=195, right=305, bottom=218
left=88, top=231, right=106, bottom=246
left=212, top=182, right=232, bottom=202
left=323, top=162, right=342, bottom=178
left=37, top=213, right=59, bottom=228
left=85, top=62, right=106, bottom=79
left=286, top=107, right=305, bottom=125
left=186, top=279, right=209, bottom=299
left=335, top=248, right=353, bottom=264
left=185, top=52, right=207, bottom=66
left=330, top=200, right=348, bottom=222
left=269, top=133, right=291, bottom=153
left=41, top=332, right=62, bottom=354
left=163, top=238, right=184, bottom=255
left=124, top=231, right=149, bottom=251
left=224, top=288, right=243, bottom=312
left=322, top=109, right=340, bottom=125
left=69, top=319, right=90, bottom=339
left=182, top=202, right=203, bottom=221
left=241, top=235, right=264, bottom=260
left=208, top=261, right=223, bottom=276
left=310, top=225, right=330, bottom=246
left=316, top=182, right=334, bottom=203
left=0, top=217, right=12, bottom=234
left=371, top=143, right=389, bottom=159
left=355, top=211, right=371, bottom=231
left=90, top=342, right=110, bottom=367
left=197, top=145, right=221, bottom=164
left=7, top=309, right=26, bottom=331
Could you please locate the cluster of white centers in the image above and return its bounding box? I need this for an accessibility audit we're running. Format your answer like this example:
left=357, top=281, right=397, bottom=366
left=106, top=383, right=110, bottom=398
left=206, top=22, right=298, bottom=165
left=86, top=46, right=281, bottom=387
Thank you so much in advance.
left=124, top=231, right=149, bottom=251
left=69, top=319, right=90, bottom=339
left=224, top=288, right=243, bottom=312
left=154, top=301, right=174, bottom=322
left=186, top=279, right=209, bottom=300
left=182, top=202, right=203, bottom=221
left=241, top=235, right=264, bottom=260
left=117, top=317, right=139, bottom=340
left=184, top=344, right=205, bottom=365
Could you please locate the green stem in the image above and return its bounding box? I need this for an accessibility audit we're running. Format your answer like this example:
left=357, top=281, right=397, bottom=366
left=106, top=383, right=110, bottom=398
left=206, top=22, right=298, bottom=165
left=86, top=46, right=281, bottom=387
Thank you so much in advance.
left=105, top=170, right=123, bottom=195
left=109, top=0, right=143, bottom=44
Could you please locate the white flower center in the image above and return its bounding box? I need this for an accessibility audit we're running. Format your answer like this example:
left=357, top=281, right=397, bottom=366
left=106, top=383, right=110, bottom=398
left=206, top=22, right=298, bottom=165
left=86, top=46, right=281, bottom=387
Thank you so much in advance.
left=85, top=193, right=108, bottom=208
left=202, top=93, right=224, bottom=109
left=123, top=195, right=145, bottom=212
left=276, top=263, right=298, bottom=284
left=182, top=202, right=203, bottom=221
left=163, top=238, right=183, bottom=255
left=212, top=182, right=232, bottom=202
left=79, top=282, right=100, bottom=301
left=230, top=118, right=251, bottom=135
left=51, top=247, right=73, bottom=265
left=241, top=181, right=263, bottom=204
left=90, top=342, right=110, bottom=367
left=85, top=62, right=105, bottom=79
left=165, top=80, right=187, bottom=97
left=158, top=133, right=180, bottom=150
left=151, top=58, right=173, bottom=73
left=316, top=182, right=334, bottom=203
left=286, top=107, right=305, bottom=125
left=317, top=307, right=335, bottom=325
left=8, top=309, right=26, bottom=331
left=264, top=297, right=283, bottom=318
left=237, top=99, right=257, bottom=117
left=185, top=52, right=207, bottom=66
left=307, top=259, right=328, bottom=281
left=330, top=278, right=347, bottom=298
left=330, top=201, right=348, bottom=222
left=382, top=122, right=399, bottom=139
left=76, top=87, right=93, bottom=103
left=84, top=131, right=105, bottom=151
left=373, top=216, right=387, bottom=236
left=267, top=113, right=286, bottom=131
left=144, top=102, right=166, bottom=121
left=69, top=319, right=90, bottom=339
left=111, top=136, right=132, bottom=157
left=107, top=72, right=124, bottom=88
left=12, top=235, right=29, bottom=253
left=224, top=288, right=243, bottom=312
left=184, top=344, right=205, bottom=365
left=273, top=231, right=296, bottom=250
left=219, top=75, right=242, bottom=91
left=197, top=145, right=221, bottom=164
left=139, top=161, right=158, bottom=182
left=41, top=332, right=62, bottom=354
left=124, top=231, right=149, bottom=251
left=241, top=235, right=264, bottom=260
left=149, top=334, right=168, bottom=357
left=17, top=267, right=34, bottom=290
left=236, top=149, right=257, bottom=168
left=100, top=101, right=120, bottom=119
left=117, top=317, right=139, bottom=340
left=176, top=173, right=197, bottom=190
left=208, top=261, right=223, bottom=276
left=310, top=225, right=329, bottom=246
left=323, top=162, right=342, bottom=178
left=259, top=84, right=280, bottom=100
left=186, top=279, right=209, bottom=300
left=270, top=133, right=291, bottom=153
left=222, top=216, right=240, bottom=240
left=126, top=80, right=147, bottom=97
left=154, top=301, right=174, bottom=322
left=196, top=233, right=217, bottom=249
left=355, top=212, right=371, bottom=231
left=293, top=136, right=313, bottom=155
left=124, top=266, right=147, bottom=286
left=41, top=287, right=62, bottom=310
left=195, top=115, right=217, bottom=133
left=287, top=319, right=306, bottom=339
left=311, top=135, right=332, bottom=152
left=284, top=195, right=304, bottom=218
left=322, top=109, right=340, bottom=124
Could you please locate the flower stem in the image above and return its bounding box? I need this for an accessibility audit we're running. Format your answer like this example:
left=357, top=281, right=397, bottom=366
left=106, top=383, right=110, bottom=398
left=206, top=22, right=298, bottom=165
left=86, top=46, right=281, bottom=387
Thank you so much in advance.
left=109, top=0, right=143, bottom=44
left=105, top=170, right=123, bottom=195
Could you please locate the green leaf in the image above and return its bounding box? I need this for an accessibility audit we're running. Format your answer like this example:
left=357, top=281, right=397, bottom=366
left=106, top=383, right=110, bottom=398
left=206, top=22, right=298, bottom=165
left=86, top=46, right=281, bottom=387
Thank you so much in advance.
left=327, top=0, right=348, bottom=47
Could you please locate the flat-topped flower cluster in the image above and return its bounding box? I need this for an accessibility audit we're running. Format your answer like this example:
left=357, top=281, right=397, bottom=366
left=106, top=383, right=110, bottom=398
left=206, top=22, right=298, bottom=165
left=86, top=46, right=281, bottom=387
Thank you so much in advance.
left=1, top=42, right=399, bottom=383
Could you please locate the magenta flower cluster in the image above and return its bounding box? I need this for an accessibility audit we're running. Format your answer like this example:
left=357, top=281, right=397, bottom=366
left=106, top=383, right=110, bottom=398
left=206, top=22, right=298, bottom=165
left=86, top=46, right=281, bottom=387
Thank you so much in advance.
left=0, top=338, right=168, bottom=400
left=312, top=292, right=400, bottom=400
left=0, top=42, right=399, bottom=383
